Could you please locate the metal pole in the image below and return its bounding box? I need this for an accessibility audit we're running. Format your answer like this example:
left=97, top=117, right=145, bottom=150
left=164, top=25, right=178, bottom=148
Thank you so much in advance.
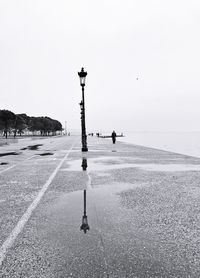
left=81, top=85, right=88, bottom=152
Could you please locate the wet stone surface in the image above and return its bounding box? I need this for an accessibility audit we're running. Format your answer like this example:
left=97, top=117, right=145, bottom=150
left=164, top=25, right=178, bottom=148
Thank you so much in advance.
left=1, top=136, right=200, bottom=277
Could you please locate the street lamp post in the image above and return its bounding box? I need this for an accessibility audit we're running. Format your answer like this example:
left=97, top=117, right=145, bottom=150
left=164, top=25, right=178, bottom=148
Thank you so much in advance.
left=78, top=67, right=88, bottom=152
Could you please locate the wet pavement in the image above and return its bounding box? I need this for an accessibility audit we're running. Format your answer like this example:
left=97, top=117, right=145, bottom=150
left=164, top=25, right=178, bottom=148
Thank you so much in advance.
left=0, top=135, right=200, bottom=277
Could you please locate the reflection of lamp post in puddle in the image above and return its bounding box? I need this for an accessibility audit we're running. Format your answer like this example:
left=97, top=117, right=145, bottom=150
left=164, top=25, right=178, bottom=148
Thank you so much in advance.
left=81, top=157, right=88, bottom=171
left=80, top=158, right=90, bottom=233
left=80, top=189, right=90, bottom=234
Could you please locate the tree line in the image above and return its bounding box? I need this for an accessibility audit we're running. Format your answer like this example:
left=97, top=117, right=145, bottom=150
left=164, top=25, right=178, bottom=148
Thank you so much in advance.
left=0, top=109, right=62, bottom=138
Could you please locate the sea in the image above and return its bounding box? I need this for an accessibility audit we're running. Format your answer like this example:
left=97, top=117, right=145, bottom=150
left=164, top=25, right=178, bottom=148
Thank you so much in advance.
left=117, top=132, right=200, bottom=158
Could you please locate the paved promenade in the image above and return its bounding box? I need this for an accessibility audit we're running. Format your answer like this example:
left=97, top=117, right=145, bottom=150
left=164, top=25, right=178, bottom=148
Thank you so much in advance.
left=0, top=135, right=200, bottom=277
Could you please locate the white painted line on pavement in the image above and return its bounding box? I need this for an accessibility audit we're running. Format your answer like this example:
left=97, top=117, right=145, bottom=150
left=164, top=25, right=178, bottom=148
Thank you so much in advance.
left=0, top=141, right=76, bottom=266
left=0, top=155, right=35, bottom=175
left=0, top=165, right=16, bottom=174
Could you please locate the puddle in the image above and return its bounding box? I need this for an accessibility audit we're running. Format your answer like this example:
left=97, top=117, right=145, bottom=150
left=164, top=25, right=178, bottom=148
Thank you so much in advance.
left=93, top=181, right=146, bottom=191
left=63, top=156, right=200, bottom=172
left=62, top=156, right=136, bottom=172
left=28, top=144, right=43, bottom=150
left=21, top=144, right=43, bottom=151
left=96, top=172, right=111, bottom=177
left=137, top=163, right=200, bottom=172
left=0, top=162, right=8, bottom=165
left=47, top=181, right=139, bottom=233
left=38, top=153, right=54, bottom=156
left=0, top=152, right=20, bottom=157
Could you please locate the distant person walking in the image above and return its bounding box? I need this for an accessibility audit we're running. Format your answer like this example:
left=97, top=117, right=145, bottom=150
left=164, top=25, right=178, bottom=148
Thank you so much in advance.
left=111, top=130, right=117, bottom=144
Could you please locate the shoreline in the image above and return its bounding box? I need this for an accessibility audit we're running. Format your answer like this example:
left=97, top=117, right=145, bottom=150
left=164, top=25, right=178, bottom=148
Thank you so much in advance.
left=116, top=132, right=200, bottom=159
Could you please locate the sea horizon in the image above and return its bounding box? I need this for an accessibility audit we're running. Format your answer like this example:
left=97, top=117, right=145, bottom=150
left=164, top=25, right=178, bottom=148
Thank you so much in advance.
left=116, top=131, right=200, bottom=158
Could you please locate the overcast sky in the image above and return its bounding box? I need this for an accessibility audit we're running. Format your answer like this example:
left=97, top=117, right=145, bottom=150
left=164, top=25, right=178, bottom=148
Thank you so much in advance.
left=0, top=0, right=200, bottom=132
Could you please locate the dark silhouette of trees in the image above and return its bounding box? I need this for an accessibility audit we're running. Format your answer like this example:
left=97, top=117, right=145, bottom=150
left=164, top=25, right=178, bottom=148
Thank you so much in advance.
left=29, top=117, right=43, bottom=135
left=0, top=110, right=16, bottom=138
left=14, top=114, right=28, bottom=137
left=50, top=118, right=62, bottom=135
left=0, top=110, right=63, bottom=137
left=28, top=116, right=62, bottom=136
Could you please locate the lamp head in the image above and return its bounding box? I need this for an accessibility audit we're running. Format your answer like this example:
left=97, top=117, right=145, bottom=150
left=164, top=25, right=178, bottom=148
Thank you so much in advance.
left=78, top=67, right=87, bottom=86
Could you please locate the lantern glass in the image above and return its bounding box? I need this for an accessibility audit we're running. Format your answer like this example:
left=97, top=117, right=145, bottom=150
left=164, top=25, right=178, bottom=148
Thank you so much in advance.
left=80, top=76, right=86, bottom=86
left=78, top=67, right=87, bottom=86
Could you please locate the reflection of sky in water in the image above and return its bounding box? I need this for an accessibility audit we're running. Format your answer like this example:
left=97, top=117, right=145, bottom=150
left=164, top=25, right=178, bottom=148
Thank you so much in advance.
left=61, top=156, right=200, bottom=172
left=138, top=164, right=200, bottom=171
